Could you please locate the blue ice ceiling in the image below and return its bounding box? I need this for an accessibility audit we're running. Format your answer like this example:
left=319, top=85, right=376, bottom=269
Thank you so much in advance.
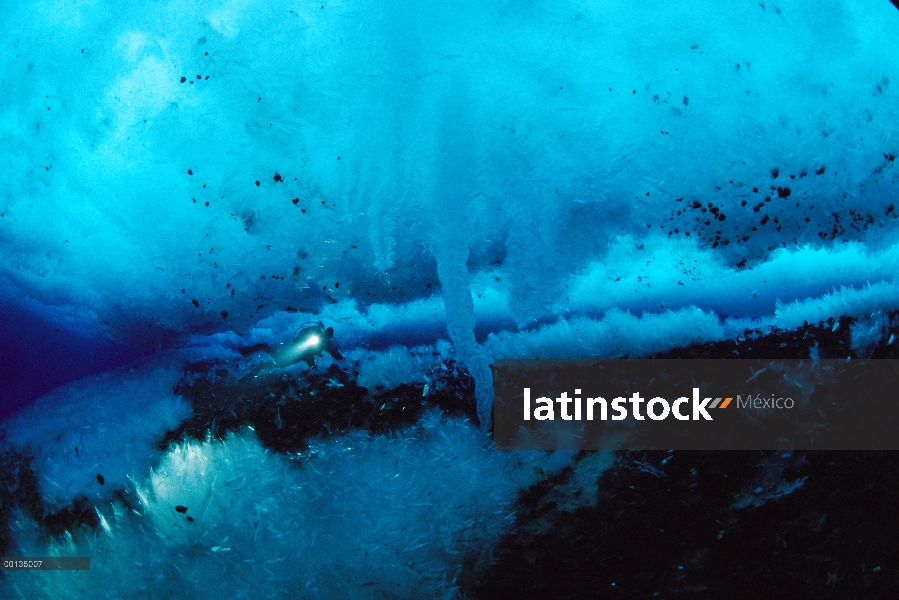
left=1, top=4, right=899, bottom=596
left=1, top=0, right=899, bottom=423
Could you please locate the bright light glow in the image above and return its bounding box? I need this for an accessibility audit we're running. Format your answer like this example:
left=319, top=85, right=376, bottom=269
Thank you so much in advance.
left=296, top=333, right=321, bottom=352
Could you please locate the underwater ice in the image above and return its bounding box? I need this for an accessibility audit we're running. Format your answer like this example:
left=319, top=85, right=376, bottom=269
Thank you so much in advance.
left=1, top=0, right=898, bottom=597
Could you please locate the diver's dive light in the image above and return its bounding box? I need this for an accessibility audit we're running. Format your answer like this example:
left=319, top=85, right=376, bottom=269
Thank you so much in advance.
left=294, top=331, right=322, bottom=352
left=269, top=327, right=327, bottom=367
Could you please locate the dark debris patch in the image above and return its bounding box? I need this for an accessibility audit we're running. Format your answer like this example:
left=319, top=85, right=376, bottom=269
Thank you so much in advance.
left=655, top=310, right=898, bottom=361
left=472, top=317, right=899, bottom=598
left=653, top=316, right=869, bottom=360
left=42, top=495, right=100, bottom=538
left=162, top=359, right=478, bottom=454
left=0, top=451, right=43, bottom=555
left=471, top=449, right=899, bottom=599
left=1, top=451, right=107, bottom=555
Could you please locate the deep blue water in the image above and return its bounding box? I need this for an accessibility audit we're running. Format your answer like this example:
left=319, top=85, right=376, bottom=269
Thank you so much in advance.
left=0, top=300, right=143, bottom=420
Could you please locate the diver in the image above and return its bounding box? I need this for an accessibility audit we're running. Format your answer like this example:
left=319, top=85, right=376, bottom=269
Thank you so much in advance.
left=238, top=322, right=342, bottom=381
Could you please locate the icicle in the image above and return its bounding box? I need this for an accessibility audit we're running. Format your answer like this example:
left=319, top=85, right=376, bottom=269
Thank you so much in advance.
left=435, top=246, right=494, bottom=431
